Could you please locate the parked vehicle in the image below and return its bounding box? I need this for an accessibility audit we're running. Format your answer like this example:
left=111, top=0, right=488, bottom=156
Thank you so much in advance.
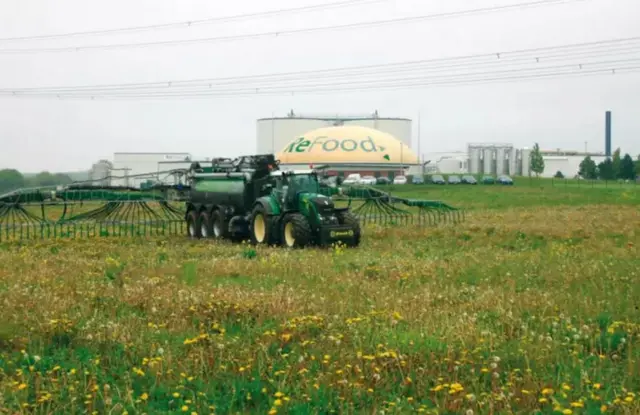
left=431, top=174, right=446, bottom=185
left=359, top=175, right=377, bottom=185
left=342, top=173, right=361, bottom=185
left=393, top=175, right=408, bottom=185
left=412, top=176, right=424, bottom=184
left=482, top=175, right=495, bottom=184
left=447, top=175, right=461, bottom=185
left=461, top=175, right=477, bottom=184
left=497, top=175, right=514, bottom=185
left=376, top=176, right=391, bottom=185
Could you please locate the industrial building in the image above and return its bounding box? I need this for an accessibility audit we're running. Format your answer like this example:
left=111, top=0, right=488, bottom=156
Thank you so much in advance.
left=276, top=125, right=419, bottom=177
left=257, top=110, right=412, bottom=155
left=90, top=152, right=193, bottom=187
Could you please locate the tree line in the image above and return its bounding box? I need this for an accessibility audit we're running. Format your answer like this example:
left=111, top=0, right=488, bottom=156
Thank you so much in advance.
left=0, top=169, right=74, bottom=194
left=529, top=143, right=640, bottom=180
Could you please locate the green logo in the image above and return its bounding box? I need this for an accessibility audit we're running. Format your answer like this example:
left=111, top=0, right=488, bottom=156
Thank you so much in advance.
left=330, top=230, right=354, bottom=238
left=283, top=136, right=386, bottom=154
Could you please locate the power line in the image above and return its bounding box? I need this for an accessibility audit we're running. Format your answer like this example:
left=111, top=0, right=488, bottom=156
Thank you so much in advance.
left=3, top=35, right=638, bottom=94
left=7, top=67, right=637, bottom=100
left=4, top=59, right=637, bottom=99
left=0, top=0, right=387, bottom=43
left=0, top=0, right=590, bottom=54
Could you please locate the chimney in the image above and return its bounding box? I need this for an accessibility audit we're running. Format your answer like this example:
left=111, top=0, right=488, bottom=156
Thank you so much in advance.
left=605, top=111, right=612, bottom=158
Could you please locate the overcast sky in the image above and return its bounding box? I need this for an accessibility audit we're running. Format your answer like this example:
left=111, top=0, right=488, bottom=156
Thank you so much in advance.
left=0, top=0, right=638, bottom=172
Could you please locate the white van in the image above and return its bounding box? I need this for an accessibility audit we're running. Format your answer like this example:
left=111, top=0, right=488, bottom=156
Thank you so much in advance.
left=342, top=173, right=361, bottom=185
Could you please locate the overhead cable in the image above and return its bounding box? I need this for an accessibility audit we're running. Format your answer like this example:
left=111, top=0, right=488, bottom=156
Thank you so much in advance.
left=2, top=35, right=638, bottom=94
left=0, top=0, right=590, bottom=54
left=0, top=0, right=387, bottom=43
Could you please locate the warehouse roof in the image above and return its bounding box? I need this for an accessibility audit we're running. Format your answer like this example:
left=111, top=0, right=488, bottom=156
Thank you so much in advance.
left=276, top=125, right=418, bottom=166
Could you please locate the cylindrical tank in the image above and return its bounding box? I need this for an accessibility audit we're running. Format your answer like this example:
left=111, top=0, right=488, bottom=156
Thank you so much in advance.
left=469, top=147, right=480, bottom=174
left=483, top=148, right=494, bottom=175
left=509, top=147, right=517, bottom=175
left=190, top=172, right=251, bottom=211
left=496, top=147, right=506, bottom=175
left=520, top=148, right=531, bottom=176
left=89, top=160, right=112, bottom=186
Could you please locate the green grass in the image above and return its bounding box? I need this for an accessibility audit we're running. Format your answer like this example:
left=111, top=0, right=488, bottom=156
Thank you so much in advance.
left=0, top=185, right=639, bottom=414
left=375, top=178, right=640, bottom=210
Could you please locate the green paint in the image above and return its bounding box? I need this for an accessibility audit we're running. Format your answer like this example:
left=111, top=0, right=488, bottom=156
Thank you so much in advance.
left=194, top=180, right=245, bottom=194
left=260, top=196, right=281, bottom=215
left=282, top=136, right=381, bottom=153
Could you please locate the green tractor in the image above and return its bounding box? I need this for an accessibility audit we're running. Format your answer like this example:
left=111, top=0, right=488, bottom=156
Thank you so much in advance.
left=185, top=154, right=361, bottom=248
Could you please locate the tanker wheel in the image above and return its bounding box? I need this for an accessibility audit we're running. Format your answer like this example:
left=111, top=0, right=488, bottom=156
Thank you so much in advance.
left=186, top=210, right=201, bottom=239
left=199, top=210, right=213, bottom=239
left=211, top=210, right=230, bottom=240
left=281, top=213, right=312, bottom=249
left=337, top=211, right=361, bottom=247
left=249, top=205, right=274, bottom=245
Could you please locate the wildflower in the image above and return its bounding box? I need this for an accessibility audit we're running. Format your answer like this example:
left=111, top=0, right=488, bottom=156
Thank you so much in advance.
left=541, top=388, right=554, bottom=395
left=181, top=406, right=189, bottom=412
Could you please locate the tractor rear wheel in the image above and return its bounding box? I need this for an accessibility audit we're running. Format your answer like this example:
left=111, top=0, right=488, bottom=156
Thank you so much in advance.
left=199, top=211, right=213, bottom=239
left=211, top=210, right=229, bottom=240
left=250, top=205, right=275, bottom=245
left=186, top=210, right=201, bottom=239
left=281, top=213, right=312, bottom=248
left=337, top=211, right=361, bottom=247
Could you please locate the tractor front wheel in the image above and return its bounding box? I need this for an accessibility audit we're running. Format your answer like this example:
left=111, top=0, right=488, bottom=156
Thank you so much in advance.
left=281, top=213, right=312, bottom=248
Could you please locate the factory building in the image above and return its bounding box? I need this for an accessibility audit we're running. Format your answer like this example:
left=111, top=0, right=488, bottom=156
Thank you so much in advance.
left=110, top=152, right=193, bottom=187
left=257, top=110, right=412, bottom=155
left=276, top=125, right=419, bottom=178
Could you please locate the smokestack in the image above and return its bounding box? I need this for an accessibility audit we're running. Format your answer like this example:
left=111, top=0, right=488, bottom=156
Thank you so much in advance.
left=605, top=111, right=612, bottom=158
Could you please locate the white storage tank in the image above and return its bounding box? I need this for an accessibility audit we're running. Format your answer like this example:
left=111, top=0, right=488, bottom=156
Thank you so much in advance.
left=520, top=148, right=531, bottom=176
left=89, top=160, right=112, bottom=186
left=509, top=147, right=517, bottom=175
left=469, top=147, right=481, bottom=174
left=483, top=148, right=494, bottom=175
left=256, top=111, right=412, bottom=155
left=496, top=147, right=506, bottom=175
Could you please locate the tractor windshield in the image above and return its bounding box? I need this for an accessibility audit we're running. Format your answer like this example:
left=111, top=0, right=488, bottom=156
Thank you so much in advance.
left=288, top=174, right=319, bottom=194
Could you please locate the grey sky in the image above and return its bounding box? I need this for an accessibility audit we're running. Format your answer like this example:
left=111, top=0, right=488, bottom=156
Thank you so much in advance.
left=0, top=0, right=638, bottom=172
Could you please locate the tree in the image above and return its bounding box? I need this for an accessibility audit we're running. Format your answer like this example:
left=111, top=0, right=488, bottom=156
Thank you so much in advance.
left=554, top=170, right=564, bottom=179
left=529, top=143, right=545, bottom=177
left=597, top=158, right=615, bottom=180
left=619, top=154, right=636, bottom=180
left=612, top=148, right=622, bottom=178
left=0, top=169, right=25, bottom=194
left=26, top=171, right=73, bottom=187
left=579, top=156, right=597, bottom=179
left=636, top=154, right=640, bottom=177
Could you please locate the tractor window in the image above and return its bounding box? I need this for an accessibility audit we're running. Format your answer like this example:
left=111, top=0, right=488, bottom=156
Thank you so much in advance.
left=289, top=174, right=319, bottom=194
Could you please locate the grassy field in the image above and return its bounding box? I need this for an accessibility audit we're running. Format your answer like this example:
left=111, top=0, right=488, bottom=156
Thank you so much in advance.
left=0, top=184, right=639, bottom=414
